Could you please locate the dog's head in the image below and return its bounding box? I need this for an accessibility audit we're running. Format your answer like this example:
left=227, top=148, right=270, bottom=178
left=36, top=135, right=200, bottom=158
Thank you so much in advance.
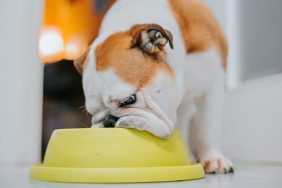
left=74, top=24, right=178, bottom=136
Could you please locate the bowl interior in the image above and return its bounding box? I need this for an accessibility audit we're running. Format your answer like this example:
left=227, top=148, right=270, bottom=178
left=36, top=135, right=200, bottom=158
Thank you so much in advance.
left=43, top=128, right=191, bottom=168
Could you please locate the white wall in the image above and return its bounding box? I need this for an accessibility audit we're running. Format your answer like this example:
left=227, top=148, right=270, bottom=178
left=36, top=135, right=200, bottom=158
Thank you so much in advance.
left=223, top=74, right=282, bottom=163
left=0, top=0, right=44, bottom=167
left=236, top=0, right=282, bottom=82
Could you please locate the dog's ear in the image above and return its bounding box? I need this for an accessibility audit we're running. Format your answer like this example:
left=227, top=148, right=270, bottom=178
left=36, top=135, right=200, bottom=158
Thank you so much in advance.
left=130, top=24, right=174, bottom=55
left=73, top=49, right=89, bottom=75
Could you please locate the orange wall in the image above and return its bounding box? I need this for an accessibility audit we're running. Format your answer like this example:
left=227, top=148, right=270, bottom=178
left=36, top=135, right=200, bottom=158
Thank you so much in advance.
left=41, top=0, right=115, bottom=63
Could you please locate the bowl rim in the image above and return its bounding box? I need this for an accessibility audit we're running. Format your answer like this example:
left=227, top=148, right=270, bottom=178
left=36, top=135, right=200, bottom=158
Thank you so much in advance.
left=30, top=163, right=205, bottom=183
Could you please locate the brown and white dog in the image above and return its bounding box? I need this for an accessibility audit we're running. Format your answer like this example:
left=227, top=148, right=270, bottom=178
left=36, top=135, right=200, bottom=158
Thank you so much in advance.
left=74, top=0, right=233, bottom=173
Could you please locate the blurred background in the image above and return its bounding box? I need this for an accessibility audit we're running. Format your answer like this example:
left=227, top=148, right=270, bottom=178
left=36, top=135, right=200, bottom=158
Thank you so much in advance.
left=40, top=0, right=115, bottom=159
left=0, top=0, right=282, bottom=175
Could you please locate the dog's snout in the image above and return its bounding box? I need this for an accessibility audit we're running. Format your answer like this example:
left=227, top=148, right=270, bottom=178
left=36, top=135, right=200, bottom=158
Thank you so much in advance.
left=103, top=115, right=119, bottom=128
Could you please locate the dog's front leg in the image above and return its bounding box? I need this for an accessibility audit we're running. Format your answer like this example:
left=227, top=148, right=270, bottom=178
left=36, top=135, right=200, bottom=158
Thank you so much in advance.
left=190, top=72, right=234, bottom=174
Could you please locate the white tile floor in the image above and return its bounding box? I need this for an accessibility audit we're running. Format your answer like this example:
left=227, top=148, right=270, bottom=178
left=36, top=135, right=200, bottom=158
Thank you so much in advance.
left=1, top=163, right=282, bottom=188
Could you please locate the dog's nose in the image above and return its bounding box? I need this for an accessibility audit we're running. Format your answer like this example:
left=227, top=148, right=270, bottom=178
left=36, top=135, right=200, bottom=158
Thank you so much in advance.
left=103, top=115, right=119, bottom=128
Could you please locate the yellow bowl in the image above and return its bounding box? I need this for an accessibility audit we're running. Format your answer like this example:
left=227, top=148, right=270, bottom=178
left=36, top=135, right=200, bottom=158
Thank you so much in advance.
left=30, top=128, right=204, bottom=183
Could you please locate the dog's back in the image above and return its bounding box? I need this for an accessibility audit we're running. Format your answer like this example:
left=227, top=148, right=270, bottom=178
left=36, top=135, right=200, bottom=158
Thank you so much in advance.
left=99, top=0, right=227, bottom=70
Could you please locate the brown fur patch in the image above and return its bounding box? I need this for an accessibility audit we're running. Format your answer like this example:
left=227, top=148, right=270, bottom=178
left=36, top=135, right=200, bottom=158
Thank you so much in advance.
left=169, top=0, right=228, bottom=69
left=95, top=31, right=173, bottom=87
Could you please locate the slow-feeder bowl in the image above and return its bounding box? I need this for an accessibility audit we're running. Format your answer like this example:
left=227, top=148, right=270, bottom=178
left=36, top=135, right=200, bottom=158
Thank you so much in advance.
left=30, top=128, right=204, bottom=183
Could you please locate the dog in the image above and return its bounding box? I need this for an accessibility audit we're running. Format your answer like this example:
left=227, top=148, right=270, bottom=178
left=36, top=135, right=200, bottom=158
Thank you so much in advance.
left=74, top=0, right=233, bottom=174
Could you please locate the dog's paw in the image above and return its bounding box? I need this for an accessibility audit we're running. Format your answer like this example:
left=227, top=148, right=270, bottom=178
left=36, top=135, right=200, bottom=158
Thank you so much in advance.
left=198, top=150, right=234, bottom=174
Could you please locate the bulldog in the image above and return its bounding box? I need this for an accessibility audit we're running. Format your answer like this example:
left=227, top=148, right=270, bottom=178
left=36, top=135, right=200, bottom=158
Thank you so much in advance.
left=74, top=0, right=233, bottom=173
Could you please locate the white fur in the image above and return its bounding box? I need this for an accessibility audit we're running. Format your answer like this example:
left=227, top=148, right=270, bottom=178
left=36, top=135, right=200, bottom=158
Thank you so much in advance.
left=83, top=0, right=233, bottom=173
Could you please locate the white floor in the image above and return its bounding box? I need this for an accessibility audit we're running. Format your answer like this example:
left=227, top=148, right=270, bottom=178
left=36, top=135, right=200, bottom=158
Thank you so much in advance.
left=1, top=163, right=282, bottom=188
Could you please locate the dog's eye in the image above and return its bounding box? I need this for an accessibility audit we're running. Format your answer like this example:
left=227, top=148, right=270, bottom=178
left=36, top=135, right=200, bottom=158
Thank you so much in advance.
left=119, top=94, right=136, bottom=107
